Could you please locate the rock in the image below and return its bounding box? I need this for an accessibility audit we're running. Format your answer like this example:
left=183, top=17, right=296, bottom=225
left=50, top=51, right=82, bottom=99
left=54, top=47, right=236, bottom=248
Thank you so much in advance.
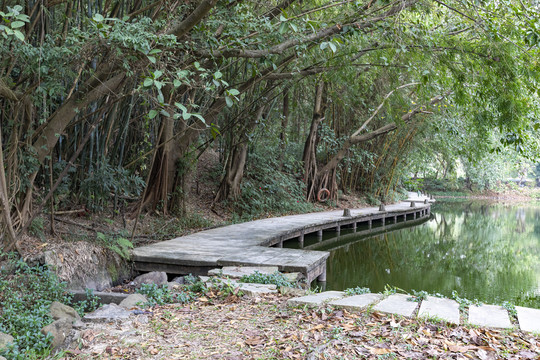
left=83, top=303, right=131, bottom=322
left=50, top=301, right=81, bottom=322
left=72, top=319, right=86, bottom=329
left=0, top=332, right=14, bottom=351
left=41, top=318, right=72, bottom=349
left=132, top=272, right=168, bottom=287
left=71, top=290, right=129, bottom=305
left=208, top=266, right=279, bottom=279
left=279, top=286, right=307, bottom=297
left=119, top=294, right=148, bottom=309
left=41, top=245, right=134, bottom=291
left=167, top=282, right=181, bottom=291
left=172, top=276, right=185, bottom=284
left=238, top=283, right=277, bottom=296
left=0, top=356, right=7, bottom=360
left=282, top=272, right=303, bottom=283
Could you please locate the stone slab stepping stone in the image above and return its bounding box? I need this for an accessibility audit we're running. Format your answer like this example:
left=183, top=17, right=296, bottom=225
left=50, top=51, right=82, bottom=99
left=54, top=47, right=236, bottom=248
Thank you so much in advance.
left=238, top=283, right=278, bottom=296
left=418, top=296, right=460, bottom=324
left=468, top=304, right=512, bottom=329
left=372, top=294, right=418, bottom=317
left=516, top=306, right=540, bottom=333
left=83, top=304, right=131, bottom=322
left=208, top=266, right=279, bottom=278
left=329, top=293, right=382, bottom=311
left=287, top=291, right=345, bottom=306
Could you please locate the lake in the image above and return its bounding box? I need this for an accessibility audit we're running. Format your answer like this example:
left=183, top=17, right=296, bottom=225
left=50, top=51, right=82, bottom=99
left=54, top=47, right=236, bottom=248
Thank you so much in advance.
left=301, top=200, right=540, bottom=307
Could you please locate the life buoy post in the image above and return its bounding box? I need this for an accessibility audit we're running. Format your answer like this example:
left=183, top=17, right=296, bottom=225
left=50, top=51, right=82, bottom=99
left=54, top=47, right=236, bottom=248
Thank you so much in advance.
left=317, top=188, right=330, bottom=202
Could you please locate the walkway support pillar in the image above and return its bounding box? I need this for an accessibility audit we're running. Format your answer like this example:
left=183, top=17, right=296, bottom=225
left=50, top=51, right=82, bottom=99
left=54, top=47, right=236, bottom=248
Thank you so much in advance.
left=317, top=264, right=327, bottom=282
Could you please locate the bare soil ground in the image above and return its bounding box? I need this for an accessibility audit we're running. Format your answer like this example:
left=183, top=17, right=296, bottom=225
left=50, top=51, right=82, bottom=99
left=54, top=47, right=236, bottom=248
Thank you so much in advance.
left=61, top=294, right=540, bottom=360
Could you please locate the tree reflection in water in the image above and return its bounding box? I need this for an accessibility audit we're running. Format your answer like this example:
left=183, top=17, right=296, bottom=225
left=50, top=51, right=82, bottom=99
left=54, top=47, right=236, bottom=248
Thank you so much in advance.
left=323, top=200, right=540, bottom=308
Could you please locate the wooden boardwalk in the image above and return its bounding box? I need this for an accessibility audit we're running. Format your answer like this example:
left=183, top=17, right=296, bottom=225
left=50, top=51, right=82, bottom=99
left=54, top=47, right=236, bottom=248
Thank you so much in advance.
left=133, top=193, right=433, bottom=283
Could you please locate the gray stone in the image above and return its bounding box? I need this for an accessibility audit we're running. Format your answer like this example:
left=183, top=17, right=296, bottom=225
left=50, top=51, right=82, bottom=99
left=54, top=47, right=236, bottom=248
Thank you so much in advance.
left=468, top=304, right=512, bottom=329
left=329, top=293, right=383, bottom=311
left=279, top=286, right=307, bottom=297
left=70, top=290, right=129, bottom=305
left=418, top=296, right=460, bottom=324
left=238, top=283, right=277, bottom=296
left=41, top=318, right=72, bottom=349
left=50, top=301, right=81, bottom=322
left=208, top=266, right=279, bottom=279
left=287, top=291, right=346, bottom=307
left=172, top=276, right=185, bottom=284
left=119, top=294, right=148, bottom=309
left=132, top=271, right=168, bottom=287
left=0, top=332, right=14, bottom=351
left=282, top=272, right=303, bottom=283
left=516, top=306, right=540, bottom=333
left=72, top=319, right=86, bottom=329
left=199, top=276, right=211, bottom=283
left=0, top=356, right=6, bottom=360
left=83, top=303, right=131, bottom=322
left=167, top=281, right=181, bottom=291
left=373, top=294, right=419, bottom=317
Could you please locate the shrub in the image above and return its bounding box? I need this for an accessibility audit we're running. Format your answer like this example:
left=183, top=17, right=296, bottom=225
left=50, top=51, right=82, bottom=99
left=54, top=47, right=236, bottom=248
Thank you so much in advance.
left=240, top=271, right=294, bottom=288
left=344, top=286, right=370, bottom=296
left=136, top=283, right=196, bottom=307
left=0, top=260, right=73, bottom=360
left=230, top=149, right=316, bottom=220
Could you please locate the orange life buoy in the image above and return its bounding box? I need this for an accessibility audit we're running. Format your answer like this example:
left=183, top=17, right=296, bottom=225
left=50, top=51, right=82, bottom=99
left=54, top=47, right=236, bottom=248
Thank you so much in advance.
left=317, top=188, right=330, bottom=202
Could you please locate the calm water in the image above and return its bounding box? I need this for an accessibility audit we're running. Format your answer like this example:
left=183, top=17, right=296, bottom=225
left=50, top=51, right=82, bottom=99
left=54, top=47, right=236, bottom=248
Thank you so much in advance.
left=309, top=200, right=540, bottom=307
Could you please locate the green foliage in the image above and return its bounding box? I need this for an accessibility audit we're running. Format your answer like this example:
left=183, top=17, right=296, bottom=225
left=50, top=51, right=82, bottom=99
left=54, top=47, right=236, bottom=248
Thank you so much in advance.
left=95, top=232, right=133, bottom=260
left=408, top=290, right=430, bottom=302
left=403, top=178, right=425, bottom=192
left=79, top=159, right=144, bottom=212
left=344, top=286, right=370, bottom=296
left=240, top=271, right=294, bottom=288
left=0, top=5, right=29, bottom=41
left=136, top=284, right=175, bottom=307
left=73, top=289, right=100, bottom=317
left=28, top=217, right=45, bottom=239
left=0, top=260, right=72, bottom=359
left=451, top=290, right=481, bottom=311
left=231, top=149, right=315, bottom=220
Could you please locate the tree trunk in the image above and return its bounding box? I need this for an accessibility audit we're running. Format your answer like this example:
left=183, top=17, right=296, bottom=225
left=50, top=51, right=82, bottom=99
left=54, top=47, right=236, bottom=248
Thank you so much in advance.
left=303, top=81, right=326, bottom=201
left=214, top=105, right=264, bottom=202
left=140, top=116, right=182, bottom=214
left=278, top=88, right=290, bottom=170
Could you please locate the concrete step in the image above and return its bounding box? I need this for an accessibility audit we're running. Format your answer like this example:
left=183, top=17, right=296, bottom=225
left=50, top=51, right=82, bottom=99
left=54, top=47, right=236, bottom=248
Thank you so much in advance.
left=328, top=293, right=383, bottom=311
left=372, top=294, right=419, bottom=317
left=287, top=291, right=345, bottom=306
left=468, top=304, right=513, bottom=329
left=418, top=296, right=460, bottom=325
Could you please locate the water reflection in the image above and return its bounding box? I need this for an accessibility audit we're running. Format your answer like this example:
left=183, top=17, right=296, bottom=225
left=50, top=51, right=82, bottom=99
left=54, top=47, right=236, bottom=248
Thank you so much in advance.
left=323, top=200, right=540, bottom=308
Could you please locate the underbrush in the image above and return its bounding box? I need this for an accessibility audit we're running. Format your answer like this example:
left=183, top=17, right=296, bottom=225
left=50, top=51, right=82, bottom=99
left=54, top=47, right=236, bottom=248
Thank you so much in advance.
left=228, top=149, right=317, bottom=221
left=0, top=258, right=73, bottom=360
left=240, top=271, right=294, bottom=288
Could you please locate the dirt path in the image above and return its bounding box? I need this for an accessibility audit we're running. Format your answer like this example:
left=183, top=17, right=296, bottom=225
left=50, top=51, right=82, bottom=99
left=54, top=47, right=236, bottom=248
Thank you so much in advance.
left=63, top=294, right=540, bottom=359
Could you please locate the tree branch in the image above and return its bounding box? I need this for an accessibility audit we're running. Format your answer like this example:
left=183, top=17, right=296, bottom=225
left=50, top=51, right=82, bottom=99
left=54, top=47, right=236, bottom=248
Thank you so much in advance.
left=167, top=0, right=219, bottom=38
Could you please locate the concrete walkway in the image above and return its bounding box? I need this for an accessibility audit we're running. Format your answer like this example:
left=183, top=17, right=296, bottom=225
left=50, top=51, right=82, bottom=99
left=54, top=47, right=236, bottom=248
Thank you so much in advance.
left=288, top=291, right=540, bottom=333
left=133, top=193, right=433, bottom=283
